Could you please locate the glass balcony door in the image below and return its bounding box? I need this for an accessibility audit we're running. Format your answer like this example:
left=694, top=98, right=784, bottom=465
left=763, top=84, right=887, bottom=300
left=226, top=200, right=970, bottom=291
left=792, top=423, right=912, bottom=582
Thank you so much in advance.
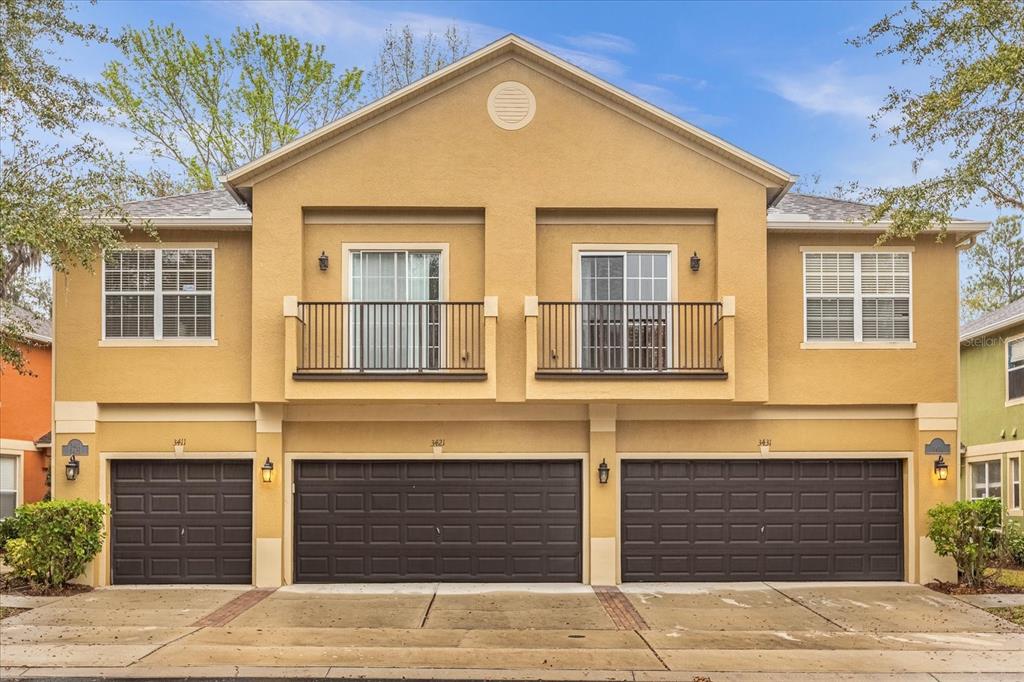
left=579, top=252, right=670, bottom=371
left=350, top=251, right=442, bottom=370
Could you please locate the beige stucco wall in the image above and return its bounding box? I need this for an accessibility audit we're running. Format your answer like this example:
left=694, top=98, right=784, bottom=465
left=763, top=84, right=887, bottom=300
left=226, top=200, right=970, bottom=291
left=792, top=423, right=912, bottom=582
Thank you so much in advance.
left=767, top=232, right=960, bottom=405
left=50, top=51, right=963, bottom=588
left=54, top=230, right=252, bottom=403
left=249, top=58, right=770, bottom=404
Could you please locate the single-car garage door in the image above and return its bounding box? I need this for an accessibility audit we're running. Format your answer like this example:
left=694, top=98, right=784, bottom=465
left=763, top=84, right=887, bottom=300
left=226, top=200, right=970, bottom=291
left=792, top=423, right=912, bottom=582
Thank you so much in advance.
left=621, top=459, right=903, bottom=582
left=111, top=460, right=252, bottom=584
left=293, top=459, right=582, bottom=582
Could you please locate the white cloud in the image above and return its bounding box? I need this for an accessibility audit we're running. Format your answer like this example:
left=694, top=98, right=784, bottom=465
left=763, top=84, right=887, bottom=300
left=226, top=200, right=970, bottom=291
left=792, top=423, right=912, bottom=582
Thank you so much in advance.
left=558, top=32, right=634, bottom=54
left=231, top=0, right=504, bottom=54
left=656, top=73, right=708, bottom=90
left=763, top=62, right=881, bottom=120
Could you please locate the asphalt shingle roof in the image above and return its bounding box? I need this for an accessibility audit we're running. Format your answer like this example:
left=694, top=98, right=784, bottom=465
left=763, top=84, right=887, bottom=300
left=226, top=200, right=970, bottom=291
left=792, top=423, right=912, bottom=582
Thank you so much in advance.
left=961, top=297, right=1024, bottom=340
left=2, top=304, right=52, bottom=342
left=769, top=193, right=877, bottom=222
left=121, top=189, right=249, bottom=219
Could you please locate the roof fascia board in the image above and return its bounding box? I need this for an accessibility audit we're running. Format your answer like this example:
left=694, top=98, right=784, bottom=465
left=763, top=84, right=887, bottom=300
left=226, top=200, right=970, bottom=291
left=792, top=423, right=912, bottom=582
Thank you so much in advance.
left=768, top=220, right=989, bottom=234
left=98, top=217, right=253, bottom=230
left=961, top=313, right=1024, bottom=342
left=223, top=35, right=793, bottom=192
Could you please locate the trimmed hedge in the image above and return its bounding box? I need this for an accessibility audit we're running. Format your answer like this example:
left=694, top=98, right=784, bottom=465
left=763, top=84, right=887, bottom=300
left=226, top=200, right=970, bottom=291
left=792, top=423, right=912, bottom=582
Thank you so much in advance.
left=3, top=499, right=108, bottom=589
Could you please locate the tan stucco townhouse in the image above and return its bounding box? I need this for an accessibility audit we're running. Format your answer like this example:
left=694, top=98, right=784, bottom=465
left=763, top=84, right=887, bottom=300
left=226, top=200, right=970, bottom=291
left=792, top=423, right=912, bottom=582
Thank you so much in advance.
left=51, top=36, right=987, bottom=587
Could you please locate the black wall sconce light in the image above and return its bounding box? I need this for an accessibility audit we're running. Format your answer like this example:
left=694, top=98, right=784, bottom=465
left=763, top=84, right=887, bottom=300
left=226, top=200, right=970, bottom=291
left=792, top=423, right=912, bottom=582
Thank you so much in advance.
left=597, top=458, right=610, bottom=485
left=65, top=455, right=80, bottom=481
left=690, top=251, right=701, bottom=272
left=318, top=251, right=329, bottom=271
left=261, top=457, right=275, bottom=484
left=925, top=437, right=951, bottom=482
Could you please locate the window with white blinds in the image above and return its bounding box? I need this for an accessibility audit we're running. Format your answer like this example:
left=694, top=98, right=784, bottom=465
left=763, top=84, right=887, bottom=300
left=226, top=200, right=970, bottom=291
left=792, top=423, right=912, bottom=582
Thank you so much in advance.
left=803, top=251, right=912, bottom=343
left=103, top=248, right=214, bottom=339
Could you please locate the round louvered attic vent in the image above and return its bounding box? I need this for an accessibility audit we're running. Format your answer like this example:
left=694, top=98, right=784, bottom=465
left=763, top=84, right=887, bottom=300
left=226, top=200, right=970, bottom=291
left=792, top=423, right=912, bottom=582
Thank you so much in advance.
left=487, top=81, right=536, bottom=130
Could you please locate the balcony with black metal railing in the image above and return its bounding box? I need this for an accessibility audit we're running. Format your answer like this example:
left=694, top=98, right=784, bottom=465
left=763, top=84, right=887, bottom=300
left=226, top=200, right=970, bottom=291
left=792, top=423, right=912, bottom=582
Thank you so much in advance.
left=525, top=296, right=736, bottom=400
left=283, top=296, right=497, bottom=400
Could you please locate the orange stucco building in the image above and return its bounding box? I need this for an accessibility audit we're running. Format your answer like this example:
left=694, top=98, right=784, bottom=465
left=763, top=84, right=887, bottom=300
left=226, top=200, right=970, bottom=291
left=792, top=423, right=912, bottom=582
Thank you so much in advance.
left=1, top=312, right=53, bottom=517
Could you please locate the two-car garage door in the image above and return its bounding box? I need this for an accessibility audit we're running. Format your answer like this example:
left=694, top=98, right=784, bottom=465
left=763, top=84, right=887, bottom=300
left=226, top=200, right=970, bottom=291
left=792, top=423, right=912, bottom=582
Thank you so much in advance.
left=293, top=460, right=583, bottom=582
left=621, top=459, right=904, bottom=582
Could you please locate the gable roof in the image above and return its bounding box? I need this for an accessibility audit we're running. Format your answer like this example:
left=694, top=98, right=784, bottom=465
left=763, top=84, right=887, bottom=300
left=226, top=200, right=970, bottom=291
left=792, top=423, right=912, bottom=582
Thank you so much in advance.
left=961, top=297, right=1024, bottom=342
left=222, top=34, right=795, bottom=205
left=3, top=304, right=52, bottom=344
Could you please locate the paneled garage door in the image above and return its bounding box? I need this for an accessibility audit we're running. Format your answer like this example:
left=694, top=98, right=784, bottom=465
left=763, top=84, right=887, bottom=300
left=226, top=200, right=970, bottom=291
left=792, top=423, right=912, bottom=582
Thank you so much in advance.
left=293, top=460, right=582, bottom=582
left=110, top=460, right=252, bottom=584
left=621, top=459, right=903, bottom=582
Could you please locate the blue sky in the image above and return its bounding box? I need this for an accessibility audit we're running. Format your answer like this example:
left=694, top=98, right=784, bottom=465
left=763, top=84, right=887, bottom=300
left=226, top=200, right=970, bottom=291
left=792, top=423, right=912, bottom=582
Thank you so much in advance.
left=69, top=0, right=1000, bottom=225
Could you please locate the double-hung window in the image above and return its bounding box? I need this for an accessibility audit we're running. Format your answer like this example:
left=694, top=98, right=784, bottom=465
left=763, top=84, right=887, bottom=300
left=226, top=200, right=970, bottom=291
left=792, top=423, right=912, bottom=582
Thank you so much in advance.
left=804, top=251, right=911, bottom=343
left=1008, top=338, right=1024, bottom=402
left=103, top=248, right=214, bottom=340
left=970, top=460, right=1002, bottom=500
left=0, top=456, right=17, bottom=519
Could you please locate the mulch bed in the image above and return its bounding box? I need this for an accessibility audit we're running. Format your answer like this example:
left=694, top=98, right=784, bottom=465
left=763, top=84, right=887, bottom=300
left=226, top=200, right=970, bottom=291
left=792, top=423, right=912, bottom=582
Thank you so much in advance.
left=0, top=574, right=92, bottom=597
left=926, top=578, right=1024, bottom=595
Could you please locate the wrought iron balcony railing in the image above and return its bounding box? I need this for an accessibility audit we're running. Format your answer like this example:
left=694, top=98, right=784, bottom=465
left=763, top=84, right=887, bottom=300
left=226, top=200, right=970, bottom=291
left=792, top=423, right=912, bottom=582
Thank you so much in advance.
left=295, top=301, right=485, bottom=378
left=536, top=301, right=725, bottom=376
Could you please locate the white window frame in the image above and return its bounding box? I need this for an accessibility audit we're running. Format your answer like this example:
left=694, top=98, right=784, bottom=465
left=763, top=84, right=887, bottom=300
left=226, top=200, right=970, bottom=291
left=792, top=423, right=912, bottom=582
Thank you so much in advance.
left=1012, top=456, right=1021, bottom=510
left=0, top=452, right=22, bottom=520
left=101, top=245, right=216, bottom=342
left=1006, top=332, right=1024, bottom=406
left=802, top=249, right=913, bottom=346
left=969, top=458, right=1003, bottom=500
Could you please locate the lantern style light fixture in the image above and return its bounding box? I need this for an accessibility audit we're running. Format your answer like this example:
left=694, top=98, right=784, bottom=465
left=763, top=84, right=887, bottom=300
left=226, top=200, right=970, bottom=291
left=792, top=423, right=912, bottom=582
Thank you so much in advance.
left=318, top=251, right=329, bottom=271
left=934, top=455, right=949, bottom=481
left=65, top=455, right=80, bottom=481
left=597, top=458, right=610, bottom=485
left=261, top=457, right=275, bottom=483
left=690, top=251, right=701, bottom=272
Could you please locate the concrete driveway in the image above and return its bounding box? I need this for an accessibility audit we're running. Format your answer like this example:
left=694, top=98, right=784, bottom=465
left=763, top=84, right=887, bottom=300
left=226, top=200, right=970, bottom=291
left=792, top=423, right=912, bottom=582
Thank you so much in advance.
left=2, top=582, right=1022, bottom=680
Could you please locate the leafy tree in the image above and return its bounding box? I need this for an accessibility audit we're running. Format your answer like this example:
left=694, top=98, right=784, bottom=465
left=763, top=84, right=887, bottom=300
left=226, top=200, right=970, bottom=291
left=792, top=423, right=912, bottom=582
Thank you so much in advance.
left=369, top=24, right=470, bottom=99
left=962, top=215, right=1024, bottom=317
left=850, top=0, right=1024, bottom=239
left=100, top=23, right=363, bottom=191
left=1, top=0, right=135, bottom=374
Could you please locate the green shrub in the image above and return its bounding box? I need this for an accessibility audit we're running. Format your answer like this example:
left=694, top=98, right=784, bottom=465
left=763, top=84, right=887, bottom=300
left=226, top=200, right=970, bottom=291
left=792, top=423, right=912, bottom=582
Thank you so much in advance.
left=3, top=500, right=108, bottom=589
left=927, top=497, right=1004, bottom=588
left=1002, top=518, right=1024, bottom=566
left=0, top=515, right=22, bottom=552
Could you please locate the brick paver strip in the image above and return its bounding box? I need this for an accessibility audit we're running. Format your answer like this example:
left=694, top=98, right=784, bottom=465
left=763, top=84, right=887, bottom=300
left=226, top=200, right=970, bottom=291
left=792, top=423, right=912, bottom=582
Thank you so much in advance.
left=593, top=586, right=650, bottom=630
left=192, top=588, right=276, bottom=627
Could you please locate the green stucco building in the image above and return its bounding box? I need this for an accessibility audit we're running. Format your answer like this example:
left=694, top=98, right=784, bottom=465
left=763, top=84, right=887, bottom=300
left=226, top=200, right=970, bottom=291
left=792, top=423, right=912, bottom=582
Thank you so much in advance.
left=961, top=298, right=1024, bottom=518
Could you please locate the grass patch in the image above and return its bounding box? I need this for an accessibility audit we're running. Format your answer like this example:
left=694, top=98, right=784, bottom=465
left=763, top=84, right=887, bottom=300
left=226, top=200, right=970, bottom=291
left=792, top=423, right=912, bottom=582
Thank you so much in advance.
left=0, top=606, right=29, bottom=620
left=989, top=606, right=1024, bottom=626
left=993, top=568, right=1024, bottom=589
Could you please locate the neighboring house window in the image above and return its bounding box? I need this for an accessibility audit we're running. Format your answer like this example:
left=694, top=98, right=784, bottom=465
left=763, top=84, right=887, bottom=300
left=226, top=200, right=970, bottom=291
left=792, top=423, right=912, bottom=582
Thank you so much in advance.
left=971, top=460, right=1002, bottom=500
left=0, top=456, right=16, bottom=519
left=104, top=248, right=214, bottom=339
left=804, top=252, right=911, bottom=343
left=1009, top=338, right=1024, bottom=401
left=1013, top=457, right=1022, bottom=510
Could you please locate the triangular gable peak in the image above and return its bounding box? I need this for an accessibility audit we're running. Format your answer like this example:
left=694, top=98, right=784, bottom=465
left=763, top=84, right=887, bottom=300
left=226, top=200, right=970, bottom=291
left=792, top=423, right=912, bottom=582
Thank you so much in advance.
left=222, top=34, right=794, bottom=206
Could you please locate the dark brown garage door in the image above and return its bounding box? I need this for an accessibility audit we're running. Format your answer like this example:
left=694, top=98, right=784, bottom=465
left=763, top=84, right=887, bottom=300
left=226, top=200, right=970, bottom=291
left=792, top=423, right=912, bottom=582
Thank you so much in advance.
left=111, top=460, right=252, bottom=584
left=293, top=460, right=582, bottom=582
left=621, top=459, right=903, bottom=582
